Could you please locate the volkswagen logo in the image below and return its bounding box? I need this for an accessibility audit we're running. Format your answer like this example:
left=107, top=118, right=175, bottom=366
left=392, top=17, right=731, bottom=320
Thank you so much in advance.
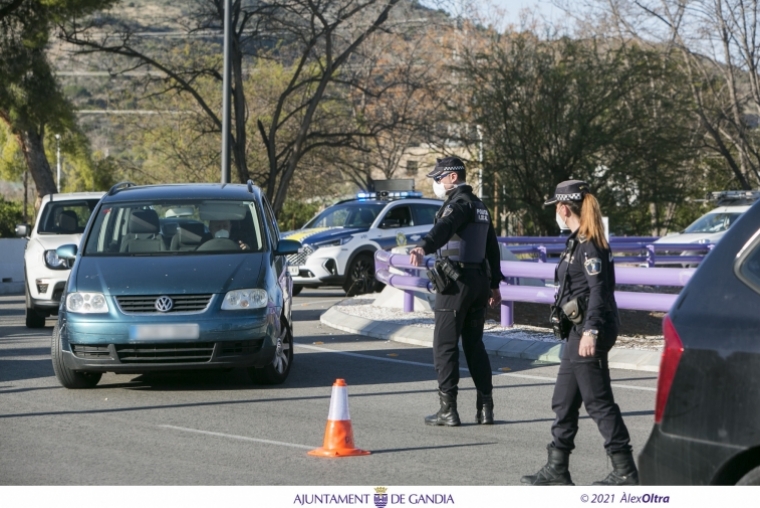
left=154, top=295, right=174, bottom=313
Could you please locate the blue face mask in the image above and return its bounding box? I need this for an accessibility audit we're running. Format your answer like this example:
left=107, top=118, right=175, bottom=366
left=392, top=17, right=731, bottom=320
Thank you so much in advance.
left=214, top=229, right=230, bottom=239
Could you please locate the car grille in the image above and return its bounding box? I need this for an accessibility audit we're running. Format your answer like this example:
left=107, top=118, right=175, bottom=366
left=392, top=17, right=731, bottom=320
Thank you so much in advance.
left=115, top=342, right=214, bottom=363
left=71, top=344, right=111, bottom=359
left=116, top=294, right=212, bottom=314
left=287, top=244, right=314, bottom=267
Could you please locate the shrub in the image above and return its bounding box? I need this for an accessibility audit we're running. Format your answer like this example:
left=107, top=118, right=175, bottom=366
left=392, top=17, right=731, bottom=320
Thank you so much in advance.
left=0, top=197, right=24, bottom=238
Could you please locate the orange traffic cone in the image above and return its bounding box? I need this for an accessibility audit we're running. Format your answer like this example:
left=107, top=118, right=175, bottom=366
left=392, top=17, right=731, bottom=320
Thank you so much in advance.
left=308, top=379, right=371, bottom=457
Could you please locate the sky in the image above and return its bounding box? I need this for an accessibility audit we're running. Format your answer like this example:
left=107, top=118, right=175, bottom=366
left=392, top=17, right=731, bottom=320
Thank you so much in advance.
left=423, top=0, right=582, bottom=32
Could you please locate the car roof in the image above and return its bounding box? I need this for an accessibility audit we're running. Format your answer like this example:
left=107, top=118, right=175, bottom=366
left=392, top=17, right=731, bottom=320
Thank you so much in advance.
left=101, top=183, right=264, bottom=203
left=41, top=191, right=106, bottom=204
left=335, top=198, right=443, bottom=206
left=703, top=205, right=752, bottom=213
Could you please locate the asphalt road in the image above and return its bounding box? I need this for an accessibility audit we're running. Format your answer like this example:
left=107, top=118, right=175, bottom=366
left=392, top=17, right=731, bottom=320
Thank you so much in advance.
left=0, top=289, right=657, bottom=486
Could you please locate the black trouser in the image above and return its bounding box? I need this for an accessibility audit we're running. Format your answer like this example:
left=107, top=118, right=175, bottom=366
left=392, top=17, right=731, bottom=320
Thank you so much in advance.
left=433, top=267, right=493, bottom=397
left=551, top=324, right=632, bottom=453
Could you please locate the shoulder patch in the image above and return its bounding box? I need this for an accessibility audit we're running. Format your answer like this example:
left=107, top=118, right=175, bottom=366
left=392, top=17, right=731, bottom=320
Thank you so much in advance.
left=441, top=205, right=453, bottom=217
left=584, top=257, right=602, bottom=276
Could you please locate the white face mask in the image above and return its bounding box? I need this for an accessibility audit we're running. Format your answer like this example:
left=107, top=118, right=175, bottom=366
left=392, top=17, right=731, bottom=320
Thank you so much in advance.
left=214, top=229, right=230, bottom=239
left=556, top=213, right=568, bottom=231
left=433, top=180, right=448, bottom=199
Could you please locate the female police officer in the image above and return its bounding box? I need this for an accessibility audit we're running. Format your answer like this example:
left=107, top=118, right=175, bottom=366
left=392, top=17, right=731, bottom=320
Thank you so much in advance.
left=521, top=180, right=639, bottom=486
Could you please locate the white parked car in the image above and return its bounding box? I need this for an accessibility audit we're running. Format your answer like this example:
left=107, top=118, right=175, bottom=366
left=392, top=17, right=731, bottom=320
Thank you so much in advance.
left=16, top=192, right=104, bottom=328
left=655, top=191, right=760, bottom=247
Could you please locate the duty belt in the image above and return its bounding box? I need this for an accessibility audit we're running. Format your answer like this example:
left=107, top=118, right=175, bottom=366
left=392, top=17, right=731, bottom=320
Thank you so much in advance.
left=456, top=261, right=485, bottom=269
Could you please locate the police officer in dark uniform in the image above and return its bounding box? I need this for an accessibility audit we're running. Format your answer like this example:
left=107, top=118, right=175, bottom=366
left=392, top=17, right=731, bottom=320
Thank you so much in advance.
left=521, top=180, right=639, bottom=486
left=409, top=157, right=504, bottom=427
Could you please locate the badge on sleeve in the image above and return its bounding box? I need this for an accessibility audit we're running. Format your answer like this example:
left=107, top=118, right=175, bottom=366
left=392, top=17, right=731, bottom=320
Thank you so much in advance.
left=441, top=205, right=453, bottom=217
left=584, top=257, right=602, bottom=276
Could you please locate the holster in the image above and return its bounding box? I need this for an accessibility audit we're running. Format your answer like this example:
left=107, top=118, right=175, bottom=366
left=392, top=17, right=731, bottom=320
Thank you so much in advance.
left=427, top=258, right=458, bottom=293
left=549, top=305, right=573, bottom=340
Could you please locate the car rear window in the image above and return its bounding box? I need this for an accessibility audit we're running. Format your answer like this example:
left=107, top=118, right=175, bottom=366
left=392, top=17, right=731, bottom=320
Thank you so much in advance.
left=37, top=200, right=100, bottom=234
left=83, top=199, right=265, bottom=255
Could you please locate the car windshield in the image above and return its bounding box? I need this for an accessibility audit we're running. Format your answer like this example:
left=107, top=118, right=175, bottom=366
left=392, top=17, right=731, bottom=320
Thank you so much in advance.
left=303, top=202, right=384, bottom=229
left=683, top=212, right=743, bottom=234
left=38, top=199, right=100, bottom=234
left=83, top=199, right=265, bottom=255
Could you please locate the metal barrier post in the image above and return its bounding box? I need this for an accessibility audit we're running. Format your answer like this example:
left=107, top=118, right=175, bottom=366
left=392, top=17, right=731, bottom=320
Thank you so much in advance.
left=403, top=290, right=414, bottom=312
left=646, top=244, right=655, bottom=267
left=501, top=300, right=514, bottom=327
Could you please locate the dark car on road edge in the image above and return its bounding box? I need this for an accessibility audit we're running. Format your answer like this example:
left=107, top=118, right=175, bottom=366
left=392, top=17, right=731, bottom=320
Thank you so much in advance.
left=640, top=198, right=760, bottom=485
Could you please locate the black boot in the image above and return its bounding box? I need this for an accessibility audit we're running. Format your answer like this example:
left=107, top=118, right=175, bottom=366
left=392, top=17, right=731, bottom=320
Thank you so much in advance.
left=520, top=444, right=575, bottom=485
left=476, top=391, right=494, bottom=424
left=593, top=450, right=639, bottom=485
left=424, top=391, right=461, bottom=427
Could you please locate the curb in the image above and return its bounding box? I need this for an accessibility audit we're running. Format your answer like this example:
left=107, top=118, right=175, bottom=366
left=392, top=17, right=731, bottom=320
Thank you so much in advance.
left=320, top=305, right=660, bottom=373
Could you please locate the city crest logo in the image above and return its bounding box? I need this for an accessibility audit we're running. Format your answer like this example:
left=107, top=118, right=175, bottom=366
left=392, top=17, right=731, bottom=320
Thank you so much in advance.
left=373, top=487, right=388, bottom=508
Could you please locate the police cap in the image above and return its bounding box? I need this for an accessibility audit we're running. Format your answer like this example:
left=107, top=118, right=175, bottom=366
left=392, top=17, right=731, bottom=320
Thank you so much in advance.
left=544, top=180, right=591, bottom=206
left=426, top=157, right=466, bottom=179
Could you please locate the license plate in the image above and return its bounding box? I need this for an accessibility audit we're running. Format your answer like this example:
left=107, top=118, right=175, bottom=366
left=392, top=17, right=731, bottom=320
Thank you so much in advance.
left=288, top=266, right=300, bottom=276
left=129, top=324, right=200, bottom=340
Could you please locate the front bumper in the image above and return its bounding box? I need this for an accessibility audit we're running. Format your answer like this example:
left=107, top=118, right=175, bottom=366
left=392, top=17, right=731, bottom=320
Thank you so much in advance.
left=59, top=296, right=278, bottom=373
left=290, top=245, right=346, bottom=286
left=639, top=424, right=742, bottom=485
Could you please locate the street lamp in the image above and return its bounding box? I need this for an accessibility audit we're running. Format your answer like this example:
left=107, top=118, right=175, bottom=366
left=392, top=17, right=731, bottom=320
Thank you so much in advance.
left=55, top=134, right=61, bottom=192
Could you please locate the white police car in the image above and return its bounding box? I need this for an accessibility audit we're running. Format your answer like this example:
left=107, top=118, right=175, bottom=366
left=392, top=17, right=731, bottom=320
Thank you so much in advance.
left=282, top=187, right=442, bottom=295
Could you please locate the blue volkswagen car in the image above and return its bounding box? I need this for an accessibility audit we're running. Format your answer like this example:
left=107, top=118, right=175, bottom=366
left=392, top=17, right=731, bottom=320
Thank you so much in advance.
left=51, top=181, right=300, bottom=389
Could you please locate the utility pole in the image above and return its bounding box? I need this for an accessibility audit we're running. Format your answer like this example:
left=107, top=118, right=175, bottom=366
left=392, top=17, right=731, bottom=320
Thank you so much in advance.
left=476, top=125, right=483, bottom=199
left=55, top=134, right=61, bottom=192
left=220, top=0, right=231, bottom=184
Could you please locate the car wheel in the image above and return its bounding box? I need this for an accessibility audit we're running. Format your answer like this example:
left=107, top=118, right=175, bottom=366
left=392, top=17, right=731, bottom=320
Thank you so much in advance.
left=343, top=253, right=380, bottom=296
left=248, top=319, right=293, bottom=385
left=292, top=284, right=303, bottom=297
left=737, top=465, right=760, bottom=485
left=51, top=323, right=102, bottom=389
left=25, top=283, right=46, bottom=329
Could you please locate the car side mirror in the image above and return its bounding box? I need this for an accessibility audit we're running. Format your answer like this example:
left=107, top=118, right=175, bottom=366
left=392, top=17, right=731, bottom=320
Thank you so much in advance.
left=380, top=219, right=401, bottom=229
left=15, top=224, right=29, bottom=237
left=56, top=244, right=78, bottom=260
left=275, top=239, right=300, bottom=256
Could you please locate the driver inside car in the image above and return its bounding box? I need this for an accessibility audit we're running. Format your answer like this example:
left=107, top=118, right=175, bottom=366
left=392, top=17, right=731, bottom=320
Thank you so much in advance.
left=208, top=219, right=250, bottom=250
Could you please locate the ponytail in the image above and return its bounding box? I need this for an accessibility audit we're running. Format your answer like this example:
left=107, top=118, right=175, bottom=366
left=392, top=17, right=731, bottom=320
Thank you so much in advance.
left=562, top=194, right=608, bottom=249
left=578, top=194, right=608, bottom=249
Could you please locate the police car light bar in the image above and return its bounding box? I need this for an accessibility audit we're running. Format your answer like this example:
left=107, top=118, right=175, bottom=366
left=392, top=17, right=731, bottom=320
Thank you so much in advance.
left=708, top=190, right=760, bottom=205
left=356, top=191, right=423, bottom=200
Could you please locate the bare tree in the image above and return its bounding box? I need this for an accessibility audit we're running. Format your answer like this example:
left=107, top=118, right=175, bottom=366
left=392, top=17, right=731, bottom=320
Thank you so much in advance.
left=580, top=0, right=760, bottom=189
left=60, top=0, right=405, bottom=215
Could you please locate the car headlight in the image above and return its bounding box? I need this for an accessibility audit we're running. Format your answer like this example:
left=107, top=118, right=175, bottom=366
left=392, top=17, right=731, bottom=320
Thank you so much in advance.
left=221, top=288, right=268, bottom=310
left=66, top=292, right=109, bottom=313
left=316, top=237, right=352, bottom=249
left=44, top=250, right=69, bottom=270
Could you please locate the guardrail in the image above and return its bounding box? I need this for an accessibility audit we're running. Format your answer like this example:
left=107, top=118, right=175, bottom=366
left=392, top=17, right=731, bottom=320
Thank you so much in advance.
left=498, top=238, right=713, bottom=266
left=374, top=250, right=696, bottom=327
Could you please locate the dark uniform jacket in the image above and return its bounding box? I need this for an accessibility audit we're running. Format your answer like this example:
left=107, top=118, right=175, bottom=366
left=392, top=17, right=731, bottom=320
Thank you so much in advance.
left=556, top=230, right=619, bottom=333
left=417, top=185, right=503, bottom=289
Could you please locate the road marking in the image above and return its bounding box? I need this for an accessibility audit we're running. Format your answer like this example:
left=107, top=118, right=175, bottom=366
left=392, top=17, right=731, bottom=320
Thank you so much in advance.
left=295, top=343, right=656, bottom=392
left=159, top=425, right=314, bottom=450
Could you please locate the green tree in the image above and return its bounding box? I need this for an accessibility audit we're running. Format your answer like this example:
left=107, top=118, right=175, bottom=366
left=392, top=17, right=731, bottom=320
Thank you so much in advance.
left=0, top=0, right=116, bottom=201
left=459, top=35, right=701, bottom=235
